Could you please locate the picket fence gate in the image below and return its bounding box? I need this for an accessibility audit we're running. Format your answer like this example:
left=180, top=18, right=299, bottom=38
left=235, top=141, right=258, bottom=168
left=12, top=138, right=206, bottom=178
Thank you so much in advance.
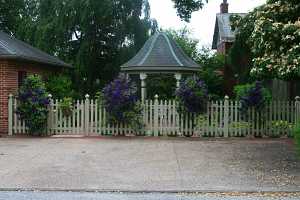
left=8, top=94, right=300, bottom=137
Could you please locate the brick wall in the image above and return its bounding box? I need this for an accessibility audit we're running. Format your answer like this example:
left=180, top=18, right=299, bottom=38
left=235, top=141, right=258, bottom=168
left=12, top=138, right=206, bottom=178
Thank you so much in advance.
left=0, top=60, right=61, bottom=134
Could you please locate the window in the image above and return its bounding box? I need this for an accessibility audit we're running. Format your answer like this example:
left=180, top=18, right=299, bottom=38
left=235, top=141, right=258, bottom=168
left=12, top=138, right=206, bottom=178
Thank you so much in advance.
left=18, top=71, right=27, bottom=88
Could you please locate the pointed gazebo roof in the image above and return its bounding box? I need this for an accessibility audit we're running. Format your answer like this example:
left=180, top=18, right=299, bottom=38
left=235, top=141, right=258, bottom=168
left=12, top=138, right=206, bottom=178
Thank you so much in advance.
left=121, top=32, right=200, bottom=73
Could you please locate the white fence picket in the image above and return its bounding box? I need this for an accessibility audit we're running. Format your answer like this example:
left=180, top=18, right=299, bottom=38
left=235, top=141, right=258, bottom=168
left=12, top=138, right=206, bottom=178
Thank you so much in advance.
left=8, top=95, right=300, bottom=138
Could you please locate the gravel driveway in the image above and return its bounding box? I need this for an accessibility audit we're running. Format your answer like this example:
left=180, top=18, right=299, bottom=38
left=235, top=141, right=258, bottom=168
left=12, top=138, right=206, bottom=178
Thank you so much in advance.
left=0, top=137, right=299, bottom=192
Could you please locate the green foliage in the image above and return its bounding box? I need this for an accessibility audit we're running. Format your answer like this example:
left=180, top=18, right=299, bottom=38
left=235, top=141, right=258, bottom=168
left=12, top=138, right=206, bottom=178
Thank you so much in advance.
left=229, top=121, right=251, bottom=130
left=146, top=74, right=176, bottom=99
left=196, top=48, right=225, bottom=100
left=0, top=0, right=24, bottom=34
left=16, top=75, right=49, bottom=135
left=102, top=75, right=144, bottom=133
left=293, top=122, right=300, bottom=155
left=270, top=120, right=294, bottom=138
left=171, top=0, right=207, bottom=22
left=234, top=83, right=255, bottom=101
left=176, top=76, right=208, bottom=115
left=45, top=75, right=74, bottom=99
left=5, top=0, right=157, bottom=96
left=231, top=1, right=300, bottom=80
left=234, top=82, right=272, bottom=118
left=228, top=14, right=253, bottom=84
left=234, top=82, right=271, bottom=102
left=95, top=91, right=104, bottom=104
left=122, top=103, right=144, bottom=133
left=195, top=114, right=207, bottom=128
left=59, top=97, right=73, bottom=117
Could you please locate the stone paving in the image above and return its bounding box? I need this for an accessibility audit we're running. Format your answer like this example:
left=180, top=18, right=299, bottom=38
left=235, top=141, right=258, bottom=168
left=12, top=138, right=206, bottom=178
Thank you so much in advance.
left=0, top=137, right=299, bottom=192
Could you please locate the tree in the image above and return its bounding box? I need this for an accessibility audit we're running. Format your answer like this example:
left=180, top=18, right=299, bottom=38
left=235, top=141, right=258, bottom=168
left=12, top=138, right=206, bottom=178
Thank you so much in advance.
left=196, top=48, right=225, bottom=99
left=13, top=0, right=157, bottom=96
left=0, top=0, right=24, bottom=34
left=231, top=0, right=300, bottom=80
left=228, top=22, right=253, bottom=84
left=171, top=0, right=208, bottom=22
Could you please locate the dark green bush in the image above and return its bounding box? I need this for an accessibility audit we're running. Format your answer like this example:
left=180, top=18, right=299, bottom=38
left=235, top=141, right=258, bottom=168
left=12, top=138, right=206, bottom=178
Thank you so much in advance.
left=175, top=76, right=208, bottom=115
left=16, top=75, right=49, bottom=135
left=234, top=81, right=272, bottom=115
left=45, top=74, right=74, bottom=99
left=102, top=75, right=144, bottom=133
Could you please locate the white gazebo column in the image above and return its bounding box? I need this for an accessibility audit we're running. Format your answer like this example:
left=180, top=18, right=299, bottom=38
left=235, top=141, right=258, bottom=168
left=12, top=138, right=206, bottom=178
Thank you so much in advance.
left=140, top=73, right=148, bottom=101
left=174, top=73, right=182, bottom=89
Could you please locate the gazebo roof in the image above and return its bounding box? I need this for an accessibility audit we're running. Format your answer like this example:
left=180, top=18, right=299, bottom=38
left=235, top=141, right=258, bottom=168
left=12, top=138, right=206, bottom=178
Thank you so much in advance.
left=121, top=32, right=200, bottom=73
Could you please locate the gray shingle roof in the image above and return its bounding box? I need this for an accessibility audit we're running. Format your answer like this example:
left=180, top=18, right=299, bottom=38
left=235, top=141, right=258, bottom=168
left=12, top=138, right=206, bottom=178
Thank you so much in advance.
left=0, top=31, right=72, bottom=68
left=212, top=13, right=246, bottom=49
left=121, top=32, right=200, bottom=73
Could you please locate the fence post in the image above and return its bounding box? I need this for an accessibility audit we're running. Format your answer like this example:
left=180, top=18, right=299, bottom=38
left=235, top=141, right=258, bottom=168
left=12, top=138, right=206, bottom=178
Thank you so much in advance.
left=8, top=94, right=13, bottom=136
left=47, top=94, right=53, bottom=135
left=295, top=96, right=300, bottom=123
left=154, top=94, right=159, bottom=137
left=223, top=95, right=229, bottom=137
left=84, top=94, right=90, bottom=136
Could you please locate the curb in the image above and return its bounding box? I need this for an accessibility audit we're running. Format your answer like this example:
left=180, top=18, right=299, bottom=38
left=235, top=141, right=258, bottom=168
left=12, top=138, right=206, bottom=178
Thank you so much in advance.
left=0, top=188, right=300, bottom=194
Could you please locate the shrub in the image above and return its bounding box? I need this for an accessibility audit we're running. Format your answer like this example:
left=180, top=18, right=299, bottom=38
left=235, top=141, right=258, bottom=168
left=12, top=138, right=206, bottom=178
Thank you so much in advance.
left=16, top=75, right=49, bottom=135
left=175, top=76, right=208, bottom=114
left=45, top=74, right=74, bottom=99
left=234, top=81, right=271, bottom=115
left=234, top=83, right=254, bottom=101
left=59, top=97, right=73, bottom=117
left=102, top=75, right=143, bottom=132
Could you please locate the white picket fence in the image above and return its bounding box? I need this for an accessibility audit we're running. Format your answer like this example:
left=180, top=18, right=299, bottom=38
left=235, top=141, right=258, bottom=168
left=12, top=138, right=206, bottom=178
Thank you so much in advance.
left=8, top=94, right=300, bottom=137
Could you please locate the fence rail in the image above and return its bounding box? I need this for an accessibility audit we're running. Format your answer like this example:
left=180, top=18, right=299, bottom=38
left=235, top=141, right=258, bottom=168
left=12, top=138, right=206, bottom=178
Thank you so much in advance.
left=8, top=94, right=300, bottom=137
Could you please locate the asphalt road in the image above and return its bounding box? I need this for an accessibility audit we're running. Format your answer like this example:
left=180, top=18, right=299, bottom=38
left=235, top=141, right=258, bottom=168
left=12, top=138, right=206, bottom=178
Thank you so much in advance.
left=0, top=191, right=300, bottom=200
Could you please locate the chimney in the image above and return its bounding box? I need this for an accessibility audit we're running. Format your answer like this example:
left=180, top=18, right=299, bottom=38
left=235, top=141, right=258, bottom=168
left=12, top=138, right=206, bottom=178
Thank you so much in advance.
left=220, top=0, right=229, bottom=13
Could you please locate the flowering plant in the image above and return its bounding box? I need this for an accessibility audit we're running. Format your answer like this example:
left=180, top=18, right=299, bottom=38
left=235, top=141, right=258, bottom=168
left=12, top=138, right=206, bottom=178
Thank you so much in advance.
left=16, top=75, right=50, bottom=135
left=103, top=75, right=143, bottom=132
left=176, top=76, right=208, bottom=114
left=235, top=81, right=271, bottom=115
left=230, top=1, right=300, bottom=80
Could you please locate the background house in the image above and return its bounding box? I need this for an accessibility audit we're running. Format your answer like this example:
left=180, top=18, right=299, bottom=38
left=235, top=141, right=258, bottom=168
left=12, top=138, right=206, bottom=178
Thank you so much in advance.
left=0, top=31, right=72, bottom=134
left=212, top=1, right=246, bottom=54
left=212, top=0, right=246, bottom=96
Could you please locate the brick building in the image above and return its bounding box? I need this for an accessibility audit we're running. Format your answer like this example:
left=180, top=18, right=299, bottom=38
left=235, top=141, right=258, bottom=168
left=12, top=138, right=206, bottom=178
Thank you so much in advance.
left=212, top=1, right=246, bottom=54
left=212, top=0, right=246, bottom=96
left=0, top=31, right=72, bottom=134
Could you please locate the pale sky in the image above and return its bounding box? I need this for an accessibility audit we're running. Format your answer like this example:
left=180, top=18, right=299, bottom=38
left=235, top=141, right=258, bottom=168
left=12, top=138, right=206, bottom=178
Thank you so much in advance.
left=149, top=0, right=266, bottom=47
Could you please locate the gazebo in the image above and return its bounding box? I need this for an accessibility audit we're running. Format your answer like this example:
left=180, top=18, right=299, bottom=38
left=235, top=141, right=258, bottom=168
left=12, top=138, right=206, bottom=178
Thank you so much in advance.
left=121, top=32, right=200, bottom=101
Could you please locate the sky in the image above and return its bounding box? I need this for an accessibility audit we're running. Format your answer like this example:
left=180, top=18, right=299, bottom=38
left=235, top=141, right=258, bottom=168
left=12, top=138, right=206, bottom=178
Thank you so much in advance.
left=148, top=0, right=266, bottom=48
